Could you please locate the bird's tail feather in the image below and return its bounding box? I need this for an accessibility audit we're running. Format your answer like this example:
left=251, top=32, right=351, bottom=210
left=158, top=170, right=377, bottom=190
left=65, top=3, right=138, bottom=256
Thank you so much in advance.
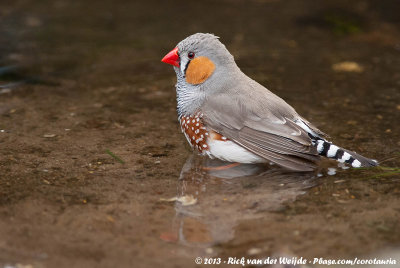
left=313, top=139, right=378, bottom=168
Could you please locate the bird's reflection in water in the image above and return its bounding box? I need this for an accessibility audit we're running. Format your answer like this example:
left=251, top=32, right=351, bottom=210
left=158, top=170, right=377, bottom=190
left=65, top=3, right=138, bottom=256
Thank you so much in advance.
left=162, top=155, right=324, bottom=249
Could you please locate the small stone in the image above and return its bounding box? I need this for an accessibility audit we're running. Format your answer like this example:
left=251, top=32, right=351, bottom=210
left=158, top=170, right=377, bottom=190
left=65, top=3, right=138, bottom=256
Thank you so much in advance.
left=0, top=88, right=11, bottom=94
left=43, top=134, right=56, bottom=138
left=176, top=195, right=197, bottom=206
left=385, top=129, right=391, bottom=133
left=376, top=114, right=383, bottom=120
left=334, top=180, right=346, bottom=184
left=160, top=195, right=197, bottom=206
left=247, top=248, right=262, bottom=255
left=332, top=61, right=363, bottom=73
left=205, top=248, right=213, bottom=254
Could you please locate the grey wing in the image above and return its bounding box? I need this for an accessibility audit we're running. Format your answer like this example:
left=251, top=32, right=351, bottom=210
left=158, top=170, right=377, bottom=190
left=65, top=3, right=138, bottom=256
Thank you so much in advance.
left=202, top=93, right=321, bottom=171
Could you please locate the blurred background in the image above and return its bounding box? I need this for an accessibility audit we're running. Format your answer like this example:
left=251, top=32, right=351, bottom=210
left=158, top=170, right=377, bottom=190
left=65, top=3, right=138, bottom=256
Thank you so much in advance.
left=0, top=0, right=399, bottom=267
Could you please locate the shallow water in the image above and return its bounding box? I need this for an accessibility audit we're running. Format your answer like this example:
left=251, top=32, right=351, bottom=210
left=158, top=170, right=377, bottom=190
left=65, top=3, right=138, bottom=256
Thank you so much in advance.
left=0, top=0, right=399, bottom=267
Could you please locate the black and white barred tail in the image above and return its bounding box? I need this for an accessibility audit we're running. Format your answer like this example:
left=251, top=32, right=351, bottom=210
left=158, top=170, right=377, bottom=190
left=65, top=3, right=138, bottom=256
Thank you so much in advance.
left=313, top=139, right=378, bottom=168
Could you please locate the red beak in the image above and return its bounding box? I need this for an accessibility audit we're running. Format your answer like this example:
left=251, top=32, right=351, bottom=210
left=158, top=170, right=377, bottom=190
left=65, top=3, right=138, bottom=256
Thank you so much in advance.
left=161, top=47, right=180, bottom=67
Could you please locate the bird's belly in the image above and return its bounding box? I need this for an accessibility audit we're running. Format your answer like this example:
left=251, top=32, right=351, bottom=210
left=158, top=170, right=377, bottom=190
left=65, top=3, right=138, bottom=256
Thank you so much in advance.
left=205, top=139, right=266, bottom=164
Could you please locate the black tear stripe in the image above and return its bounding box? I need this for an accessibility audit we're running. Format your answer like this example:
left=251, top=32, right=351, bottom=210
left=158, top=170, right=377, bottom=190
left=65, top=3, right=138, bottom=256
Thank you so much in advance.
left=335, top=149, right=344, bottom=160
left=183, top=60, right=190, bottom=76
left=321, top=141, right=331, bottom=156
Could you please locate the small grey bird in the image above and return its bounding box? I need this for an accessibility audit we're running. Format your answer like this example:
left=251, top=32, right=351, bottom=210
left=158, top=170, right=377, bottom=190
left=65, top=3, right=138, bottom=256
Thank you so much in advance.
left=161, top=33, right=378, bottom=171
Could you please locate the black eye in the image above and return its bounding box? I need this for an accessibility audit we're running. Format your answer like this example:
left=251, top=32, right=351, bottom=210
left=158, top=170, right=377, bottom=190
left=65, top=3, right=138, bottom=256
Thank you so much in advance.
left=188, top=52, right=195, bottom=59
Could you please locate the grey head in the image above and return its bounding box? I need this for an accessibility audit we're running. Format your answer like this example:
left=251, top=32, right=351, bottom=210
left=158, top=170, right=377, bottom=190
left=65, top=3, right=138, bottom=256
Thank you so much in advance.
left=173, top=33, right=241, bottom=117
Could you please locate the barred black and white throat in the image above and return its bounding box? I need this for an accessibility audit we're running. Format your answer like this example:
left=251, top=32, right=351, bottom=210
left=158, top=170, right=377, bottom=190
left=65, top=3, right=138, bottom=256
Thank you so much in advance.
left=162, top=33, right=378, bottom=171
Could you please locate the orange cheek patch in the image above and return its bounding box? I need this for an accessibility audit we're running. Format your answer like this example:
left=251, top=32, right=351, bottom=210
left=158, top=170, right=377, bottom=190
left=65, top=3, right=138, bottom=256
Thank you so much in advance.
left=185, top=56, right=215, bottom=85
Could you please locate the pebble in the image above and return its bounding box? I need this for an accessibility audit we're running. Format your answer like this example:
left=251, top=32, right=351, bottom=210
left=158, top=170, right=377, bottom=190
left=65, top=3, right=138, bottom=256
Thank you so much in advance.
left=160, top=195, right=197, bottom=206
left=247, top=248, right=262, bottom=255
left=205, top=248, right=213, bottom=254
left=332, top=61, right=363, bottom=73
left=334, top=180, right=346, bottom=184
left=346, top=120, right=357, bottom=125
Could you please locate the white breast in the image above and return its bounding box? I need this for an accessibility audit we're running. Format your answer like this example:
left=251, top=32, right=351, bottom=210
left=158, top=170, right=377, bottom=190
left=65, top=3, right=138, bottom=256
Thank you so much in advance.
left=205, top=139, right=266, bottom=164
